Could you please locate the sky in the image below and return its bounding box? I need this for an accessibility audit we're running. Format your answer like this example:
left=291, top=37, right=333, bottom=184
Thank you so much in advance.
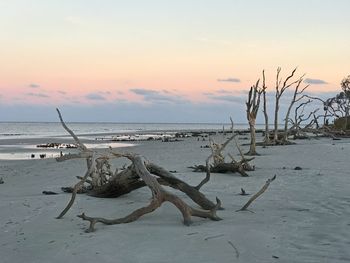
left=0, top=0, right=350, bottom=123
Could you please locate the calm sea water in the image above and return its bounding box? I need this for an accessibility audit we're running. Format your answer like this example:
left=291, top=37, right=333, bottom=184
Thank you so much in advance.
left=0, top=122, right=269, bottom=160
left=0, top=122, right=261, bottom=140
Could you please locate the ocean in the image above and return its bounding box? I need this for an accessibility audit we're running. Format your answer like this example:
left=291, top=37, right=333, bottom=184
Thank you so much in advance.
left=0, top=122, right=266, bottom=160
left=0, top=122, right=260, bottom=140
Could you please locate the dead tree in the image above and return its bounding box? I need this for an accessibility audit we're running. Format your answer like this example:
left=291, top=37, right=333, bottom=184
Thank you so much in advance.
left=262, top=70, right=270, bottom=145
left=282, top=74, right=309, bottom=142
left=55, top=109, right=222, bottom=232
left=288, top=99, right=319, bottom=139
left=246, top=79, right=265, bottom=155
left=304, top=94, right=340, bottom=128
left=273, top=67, right=299, bottom=143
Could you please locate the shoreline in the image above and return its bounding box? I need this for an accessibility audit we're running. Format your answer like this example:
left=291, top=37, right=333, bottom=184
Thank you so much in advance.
left=0, top=134, right=349, bottom=262
left=0, top=134, right=350, bottom=263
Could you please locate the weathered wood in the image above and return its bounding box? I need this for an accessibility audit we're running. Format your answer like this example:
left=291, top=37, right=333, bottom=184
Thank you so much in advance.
left=262, top=70, right=270, bottom=146
left=237, top=175, right=276, bottom=211
left=282, top=75, right=309, bottom=142
left=85, top=162, right=219, bottom=210
left=274, top=67, right=298, bottom=142
left=57, top=156, right=95, bottom=219
left=78, top=154, right=222, bottom=232
left=55, top=108, right=222, bottom=231
left=190, top=161, right=252, bottom=177
left=147, top=163, right=219, bottom=210
left=246, top=79, right=265, bottom=155
left=190, top=128, right=254, bottom=178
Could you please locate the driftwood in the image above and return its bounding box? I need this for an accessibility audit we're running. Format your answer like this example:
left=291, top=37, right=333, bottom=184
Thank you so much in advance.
left=190, top=158, right=254, bottom=177
left=190, top=129, right=255, bottom=178
left=78, top=154, right=222, bottom=232
left=55, top=109, right=222, bottom=231
left=237, top=175, right=276, bottom=211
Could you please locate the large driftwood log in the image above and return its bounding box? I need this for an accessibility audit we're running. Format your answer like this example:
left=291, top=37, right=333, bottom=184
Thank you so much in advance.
left=55, top=109, right=222, bottom=231
left=78, top=154, right=222, bottom=232
left=86, top=162, right=219, bottom=210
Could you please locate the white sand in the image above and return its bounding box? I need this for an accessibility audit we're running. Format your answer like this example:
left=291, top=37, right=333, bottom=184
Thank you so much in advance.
left=1, top=134, right=350, bottom=263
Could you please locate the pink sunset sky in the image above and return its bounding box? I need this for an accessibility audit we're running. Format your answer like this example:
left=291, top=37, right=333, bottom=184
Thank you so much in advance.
left=0, top=0, right=349, bottom=122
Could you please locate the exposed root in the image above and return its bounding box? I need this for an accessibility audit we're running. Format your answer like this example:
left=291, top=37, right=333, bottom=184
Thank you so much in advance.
left=54, top=108, right=222, bottom=231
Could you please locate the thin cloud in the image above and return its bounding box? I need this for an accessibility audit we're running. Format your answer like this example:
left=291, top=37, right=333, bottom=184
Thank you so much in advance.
left=130, top=88, right=158, bottom=95
left=130, top=88, right=188, bottom=104
left=305, top=90, right=338, bottom=100
left=217, top=78, right=241, bottom=83
left=26, top=92, right=49, bottom=98
left=216, top=89, right=233, bottom=94
left=57, top=90, right=67, bottom=95
left=86, top=93, right=106, bottom=101
left=207, top=94, right=245, bottom=104
left=29, top=83, right=40, bottom=88
left=304, top=78, right=328, bottom=85
left=99, top=91, right=111, bottom=95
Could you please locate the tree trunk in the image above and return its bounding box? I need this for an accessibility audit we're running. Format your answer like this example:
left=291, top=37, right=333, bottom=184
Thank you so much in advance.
left=263, top=91, right=270, bottom=145
left=247, top=120, right=257, bottom=155
left=283, top=103, right=293, bottom=142
left=274, top=98, right=279, bottom=142
left=344, top=106, right=349, bottom=130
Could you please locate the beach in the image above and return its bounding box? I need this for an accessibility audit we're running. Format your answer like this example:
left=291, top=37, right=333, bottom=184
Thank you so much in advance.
left=0, top=132, right=349, bottom=263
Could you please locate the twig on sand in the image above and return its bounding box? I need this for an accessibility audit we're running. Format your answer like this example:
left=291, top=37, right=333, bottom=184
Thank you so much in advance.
left=227, top=240, right=240, bottom=259
left=186, top=232, right=199, bottom=236
left=237, top=175, right=276, bottom=211
left=239, top=188, right=250, bottom=196
left=204, top=234, right=225, bottom=241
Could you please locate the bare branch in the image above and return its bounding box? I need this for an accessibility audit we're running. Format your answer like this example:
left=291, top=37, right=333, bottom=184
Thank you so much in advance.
left=56, top=108, right=88, bottom=152
left=57, top=155, right=95, bottom=219
left=237, top=175, right=276, bottom=211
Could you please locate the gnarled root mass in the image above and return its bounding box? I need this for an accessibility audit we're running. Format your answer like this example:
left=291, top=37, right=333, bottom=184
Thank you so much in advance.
left=189, top=162, right=254, bottom=177
left=55, top=108, right=222, bottom=232
left=190, top=132, right=255, bottom=178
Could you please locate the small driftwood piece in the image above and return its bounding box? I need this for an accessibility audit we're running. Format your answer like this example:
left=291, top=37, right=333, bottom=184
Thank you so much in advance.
left=237, top=175, right=276, bottom=211
left=239, top=188, right=249, bottom=196
left=54, top=108, right=222, bottom=231
left=42, top=191, right=58, bottom=195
